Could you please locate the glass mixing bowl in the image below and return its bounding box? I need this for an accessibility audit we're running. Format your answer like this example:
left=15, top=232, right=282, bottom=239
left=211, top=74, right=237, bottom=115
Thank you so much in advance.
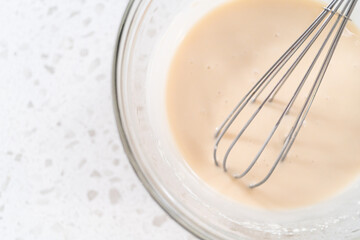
left=113, top=0, right=360, bottom=239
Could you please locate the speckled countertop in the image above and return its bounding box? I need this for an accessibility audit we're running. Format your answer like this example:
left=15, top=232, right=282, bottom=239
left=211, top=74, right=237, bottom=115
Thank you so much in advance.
left=0, top=1, right=196, bottom=239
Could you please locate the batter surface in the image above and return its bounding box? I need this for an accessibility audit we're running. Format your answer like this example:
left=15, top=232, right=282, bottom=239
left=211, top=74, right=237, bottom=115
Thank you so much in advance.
left=166, top=0, right=360, bottom=209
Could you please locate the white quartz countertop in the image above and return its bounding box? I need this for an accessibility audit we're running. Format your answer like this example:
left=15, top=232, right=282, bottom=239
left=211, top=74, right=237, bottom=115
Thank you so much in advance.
left=0, top=1, right=196, bottom=239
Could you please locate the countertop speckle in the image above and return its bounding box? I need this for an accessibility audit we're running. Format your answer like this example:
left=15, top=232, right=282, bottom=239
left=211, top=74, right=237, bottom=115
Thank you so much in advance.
left=0, top=1, right=196, bottom=239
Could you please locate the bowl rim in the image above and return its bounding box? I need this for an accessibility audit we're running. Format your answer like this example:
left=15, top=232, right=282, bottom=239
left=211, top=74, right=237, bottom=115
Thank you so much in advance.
left=112, top=1, right=360, bottom=239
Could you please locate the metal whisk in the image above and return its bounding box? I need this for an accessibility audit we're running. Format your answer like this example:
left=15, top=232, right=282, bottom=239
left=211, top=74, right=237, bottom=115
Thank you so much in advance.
left=213, top=0, right=358, bottom=188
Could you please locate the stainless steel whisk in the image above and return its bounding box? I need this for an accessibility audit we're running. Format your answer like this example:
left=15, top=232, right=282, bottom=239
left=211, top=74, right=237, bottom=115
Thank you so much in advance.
left=213, top=0, right=358, bottom=188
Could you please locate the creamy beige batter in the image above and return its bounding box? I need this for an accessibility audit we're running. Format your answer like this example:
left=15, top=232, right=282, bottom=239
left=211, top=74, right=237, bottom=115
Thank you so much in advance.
left=166, top=0, right=360, bottom=209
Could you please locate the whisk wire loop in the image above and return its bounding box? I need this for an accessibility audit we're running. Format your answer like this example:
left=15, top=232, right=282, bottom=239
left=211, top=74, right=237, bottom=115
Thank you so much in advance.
left=213, top=0, right=358, bottom=188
